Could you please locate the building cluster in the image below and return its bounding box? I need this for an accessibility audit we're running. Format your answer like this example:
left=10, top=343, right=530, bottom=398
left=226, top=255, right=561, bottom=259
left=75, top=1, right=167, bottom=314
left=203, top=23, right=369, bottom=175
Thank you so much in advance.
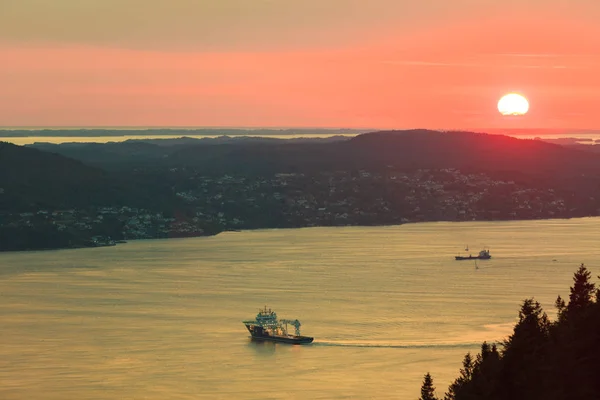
left=1, top=168, right=579, bottom=249
left=0, top=206, right=207, bottom=247
left=173, top=168, right=570, bottom=229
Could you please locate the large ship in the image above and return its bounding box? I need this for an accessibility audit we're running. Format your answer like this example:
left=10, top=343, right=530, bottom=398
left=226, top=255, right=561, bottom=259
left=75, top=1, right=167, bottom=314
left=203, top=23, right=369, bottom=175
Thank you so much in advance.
left=455, top=249, right=491, bottom=261
left=243, top=306, right=314, bottom=344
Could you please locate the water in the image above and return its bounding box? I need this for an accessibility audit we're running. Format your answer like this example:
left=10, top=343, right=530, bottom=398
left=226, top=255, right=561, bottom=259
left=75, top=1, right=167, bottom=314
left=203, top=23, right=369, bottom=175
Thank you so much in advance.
left=1, top=134, right=358, bottom=146
left=1, top=218, right=599, bottom=399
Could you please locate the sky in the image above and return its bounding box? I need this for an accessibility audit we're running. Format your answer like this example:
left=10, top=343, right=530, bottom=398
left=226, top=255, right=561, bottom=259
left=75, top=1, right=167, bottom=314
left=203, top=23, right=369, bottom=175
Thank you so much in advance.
left=1, top=0, right=600, bottom=130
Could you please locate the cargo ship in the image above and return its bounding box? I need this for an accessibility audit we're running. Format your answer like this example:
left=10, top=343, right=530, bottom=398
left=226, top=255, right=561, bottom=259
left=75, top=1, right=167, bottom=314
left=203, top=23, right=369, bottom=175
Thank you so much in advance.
left=455, top=248, right=491, bottom=261
left=243, top=306, right=314, bottom=344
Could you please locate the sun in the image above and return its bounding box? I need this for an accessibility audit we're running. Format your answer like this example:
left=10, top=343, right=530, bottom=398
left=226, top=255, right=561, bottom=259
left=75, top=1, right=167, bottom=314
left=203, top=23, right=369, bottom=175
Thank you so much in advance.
left=497, top=93, right=529, bottom=116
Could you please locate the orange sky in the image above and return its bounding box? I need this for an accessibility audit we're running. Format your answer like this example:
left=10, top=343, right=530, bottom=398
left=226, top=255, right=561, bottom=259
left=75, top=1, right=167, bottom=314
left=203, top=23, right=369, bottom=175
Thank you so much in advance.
left=1, top=1, right=599, bottom=129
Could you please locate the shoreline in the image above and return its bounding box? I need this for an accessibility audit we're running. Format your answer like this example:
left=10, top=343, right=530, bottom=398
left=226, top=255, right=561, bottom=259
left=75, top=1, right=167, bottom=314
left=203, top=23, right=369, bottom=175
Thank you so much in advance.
left=2, top=216, right=598, bottom=254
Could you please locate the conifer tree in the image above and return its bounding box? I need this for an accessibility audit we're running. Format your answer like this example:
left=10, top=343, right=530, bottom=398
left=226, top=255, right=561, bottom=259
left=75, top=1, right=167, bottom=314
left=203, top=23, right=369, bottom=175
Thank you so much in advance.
left=555, top=295, right=566, bottom=321
left=503, top=298, right=549, bottom=354
left=444, top=353, right=474, bottom=400
left=490, top=343, right=498, bottom=355
left=474, top=342, right=500, bottom=399
left=460, top=353, right=474, bottom=381
left=479, top=342, right=491, bottom=361
left=498, top=299, right=550, bottom=400
left=422, top=265, right=600, bottom=400
left=567, top=263, right=595, bottom=312
left=553, top=264, right=600, bottom=399
left=419, top=373, right=439, bottom=400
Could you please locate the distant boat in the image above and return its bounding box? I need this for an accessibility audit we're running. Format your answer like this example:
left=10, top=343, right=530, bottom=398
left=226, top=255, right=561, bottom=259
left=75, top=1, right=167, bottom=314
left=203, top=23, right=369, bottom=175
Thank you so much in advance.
left=455, top=249, right=491, bottom=261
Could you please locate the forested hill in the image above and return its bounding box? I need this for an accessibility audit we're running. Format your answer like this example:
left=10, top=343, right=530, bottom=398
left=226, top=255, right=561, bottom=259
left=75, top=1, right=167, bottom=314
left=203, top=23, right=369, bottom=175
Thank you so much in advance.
left=13, top=130, right=600, bottom=213
left=347, top=130, right=600, bottom=176
left=4, top=130, right=600, bottom=251
left=28, top=130, right=600, bottom=177
left=0, top=141, right=175, bottom=211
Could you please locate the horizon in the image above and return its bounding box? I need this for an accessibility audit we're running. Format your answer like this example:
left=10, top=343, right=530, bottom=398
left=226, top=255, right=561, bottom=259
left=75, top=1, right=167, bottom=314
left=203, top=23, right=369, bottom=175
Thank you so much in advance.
left=3, top=126, right=600, bottom=147
left=2, top=126, right=600, bottom=135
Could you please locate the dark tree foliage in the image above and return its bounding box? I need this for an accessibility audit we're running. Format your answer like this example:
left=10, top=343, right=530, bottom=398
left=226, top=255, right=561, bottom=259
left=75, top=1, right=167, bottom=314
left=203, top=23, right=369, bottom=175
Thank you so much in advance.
left=419, top=373, right=439, bottom=400
left=426, top=264, right=600, bottom=400
left=24, top=130, right=600, bottom=178
left=444, top=353, right=475, bottom=400
left=567, top=263, right=595, bottom=312
left=0, top=141, right=179, bottom=212
left=554, top=295, right=566, bottom=322
left=0, top=225, right=78, bottom=250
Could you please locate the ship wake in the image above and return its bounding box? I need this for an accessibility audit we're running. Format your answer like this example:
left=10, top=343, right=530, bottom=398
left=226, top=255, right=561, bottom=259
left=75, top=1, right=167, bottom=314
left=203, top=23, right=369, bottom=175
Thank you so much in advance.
left=312, top=341, right=483, bottom=349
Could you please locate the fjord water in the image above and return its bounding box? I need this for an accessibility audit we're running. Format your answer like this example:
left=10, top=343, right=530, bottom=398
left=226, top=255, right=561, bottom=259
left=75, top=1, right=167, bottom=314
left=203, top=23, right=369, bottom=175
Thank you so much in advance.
left=2, top=219, right=600, bottom=399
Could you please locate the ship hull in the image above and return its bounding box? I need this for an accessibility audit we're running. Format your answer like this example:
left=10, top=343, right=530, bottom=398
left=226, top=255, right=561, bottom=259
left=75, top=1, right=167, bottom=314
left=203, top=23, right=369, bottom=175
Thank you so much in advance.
left=244, top=323, right=314, bottom=344
left=249, top=334, right=314, bottom=344
left=455, top=255, right=491, bottom=260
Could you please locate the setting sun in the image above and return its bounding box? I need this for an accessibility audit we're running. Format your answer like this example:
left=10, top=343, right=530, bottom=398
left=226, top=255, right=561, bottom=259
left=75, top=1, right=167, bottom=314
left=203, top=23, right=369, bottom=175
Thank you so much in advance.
left=498, top=93, right=530, bottom=116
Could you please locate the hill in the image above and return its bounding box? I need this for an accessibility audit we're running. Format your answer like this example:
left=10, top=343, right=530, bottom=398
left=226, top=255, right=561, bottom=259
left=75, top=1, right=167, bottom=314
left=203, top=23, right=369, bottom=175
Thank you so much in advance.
left=29, top=130, right=600, bottom=177
left=6, top=130, right=600, bottom=251
left=0, top=141, right=174, bottom=211
left=28, top=135, right=349, bottom=171
left=348, top=130, right=599, bottom=173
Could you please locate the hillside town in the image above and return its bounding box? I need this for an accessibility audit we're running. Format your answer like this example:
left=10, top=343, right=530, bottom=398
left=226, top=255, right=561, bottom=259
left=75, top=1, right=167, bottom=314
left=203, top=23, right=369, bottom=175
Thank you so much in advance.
left=1, top=167, right=587, bottom=251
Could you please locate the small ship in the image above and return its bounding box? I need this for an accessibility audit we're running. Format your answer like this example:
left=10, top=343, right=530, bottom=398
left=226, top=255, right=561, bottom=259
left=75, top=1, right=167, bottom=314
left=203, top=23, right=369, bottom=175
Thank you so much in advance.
left=455, top=248, right=491, bottom=261
left=243, top=306, right=314, bottom=344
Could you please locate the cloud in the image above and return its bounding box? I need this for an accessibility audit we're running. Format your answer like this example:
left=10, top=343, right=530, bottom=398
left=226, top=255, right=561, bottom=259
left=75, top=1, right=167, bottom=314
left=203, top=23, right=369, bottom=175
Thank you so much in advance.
left=3, top=1, right=599, bottom=51
left=381, top=60, right=480, bottom=67
left=496, top=53, right=563, bottom=58
left=0, top=0, right=480, bottom=51
left=382, top=60, right=574, bottom=70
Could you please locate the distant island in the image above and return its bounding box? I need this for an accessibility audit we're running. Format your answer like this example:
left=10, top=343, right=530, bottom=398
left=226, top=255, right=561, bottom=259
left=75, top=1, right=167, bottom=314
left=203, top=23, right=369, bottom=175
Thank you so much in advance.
left=2, top=129, right=600, bottom=251
left=0, top=127, right=369, bottom=137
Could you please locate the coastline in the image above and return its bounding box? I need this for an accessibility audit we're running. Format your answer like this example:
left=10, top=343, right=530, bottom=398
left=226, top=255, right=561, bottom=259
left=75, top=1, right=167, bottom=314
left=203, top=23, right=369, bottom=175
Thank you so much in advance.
left=2, top=216, right=597, bottom=253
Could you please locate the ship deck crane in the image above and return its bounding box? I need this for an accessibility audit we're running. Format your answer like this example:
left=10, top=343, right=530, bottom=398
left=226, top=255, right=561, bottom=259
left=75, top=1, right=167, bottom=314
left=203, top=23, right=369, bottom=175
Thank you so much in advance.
left=280, top=319, right=302, bottom=336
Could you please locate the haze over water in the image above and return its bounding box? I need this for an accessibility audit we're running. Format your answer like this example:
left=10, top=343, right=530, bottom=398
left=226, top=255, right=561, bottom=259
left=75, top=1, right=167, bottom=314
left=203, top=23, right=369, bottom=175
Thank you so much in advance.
left=3, top=129, right=600, bottom=146
left=1, top=218, right=599, bottom=399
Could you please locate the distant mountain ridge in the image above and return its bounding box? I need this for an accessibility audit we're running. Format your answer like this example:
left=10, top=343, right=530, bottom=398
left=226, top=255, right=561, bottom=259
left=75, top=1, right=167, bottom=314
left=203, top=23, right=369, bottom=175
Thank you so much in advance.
left=0, top=141, right=174, bottom=211
left=8, top=129, right=600, bottom=216
left=27, top=129, right=600, bottom=176
left=346, top=130, right=600, bottom=174
left=0, top=128, right=368, bottom=137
